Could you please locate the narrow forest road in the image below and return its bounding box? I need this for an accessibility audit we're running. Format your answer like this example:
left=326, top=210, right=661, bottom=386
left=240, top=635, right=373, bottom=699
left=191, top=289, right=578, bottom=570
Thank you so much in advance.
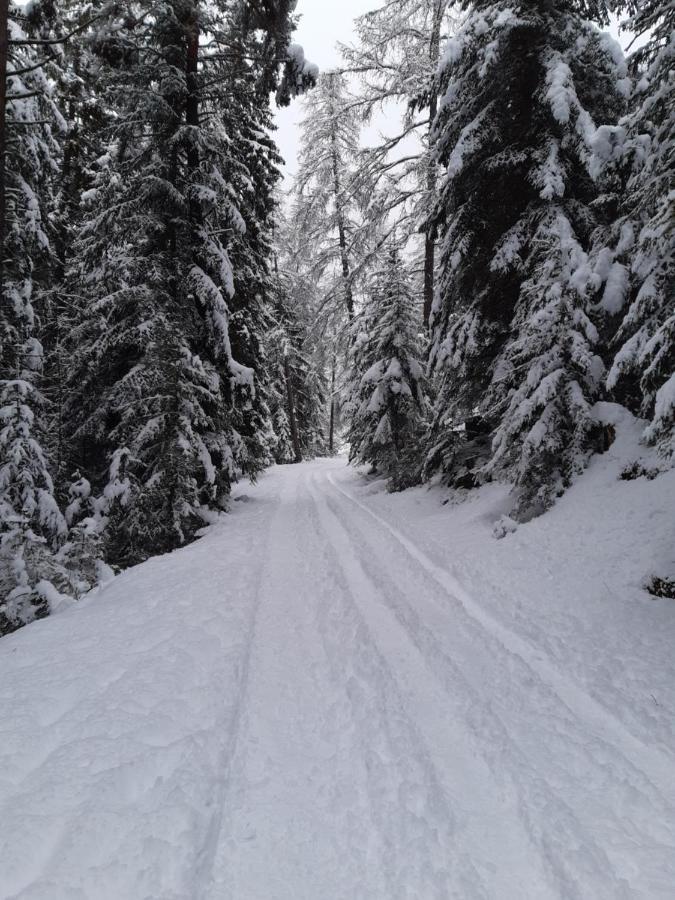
left=1, top=459, right=674, bottom=900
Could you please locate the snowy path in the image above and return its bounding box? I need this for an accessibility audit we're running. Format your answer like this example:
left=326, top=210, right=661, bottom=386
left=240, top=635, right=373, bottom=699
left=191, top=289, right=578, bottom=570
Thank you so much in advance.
left=1, top=458, right=674, bottom=899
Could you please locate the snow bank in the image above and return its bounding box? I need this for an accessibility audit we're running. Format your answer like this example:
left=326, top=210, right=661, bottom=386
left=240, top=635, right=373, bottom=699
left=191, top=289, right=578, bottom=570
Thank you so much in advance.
left=0, top=484, right=272, bottom=900
left=343, top=404, right=675, bottom=755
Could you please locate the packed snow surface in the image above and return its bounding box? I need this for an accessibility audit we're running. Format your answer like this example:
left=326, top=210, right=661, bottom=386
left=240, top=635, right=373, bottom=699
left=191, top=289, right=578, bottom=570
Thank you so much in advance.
left=2, top=416, right=675, bottom=899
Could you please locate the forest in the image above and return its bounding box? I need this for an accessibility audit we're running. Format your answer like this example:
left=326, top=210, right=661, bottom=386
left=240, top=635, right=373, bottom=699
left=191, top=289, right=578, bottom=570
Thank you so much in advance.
left=0, top=0, right=673, bottom=635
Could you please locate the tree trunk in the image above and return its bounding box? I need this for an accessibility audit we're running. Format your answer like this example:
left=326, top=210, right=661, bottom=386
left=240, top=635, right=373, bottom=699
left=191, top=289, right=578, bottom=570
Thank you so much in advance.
left=328, top=353, right=336, bottom=455
left=327, top=79, right=354, bottom=320
left=423, top=230, right=435, bottom=331
left=185, top=6, right=201, bottom=234
left=0, top=0, right=9, bottom=310
left=284, top=354, right=302, bottom=463
left=423, top=0, right=444, bottom=329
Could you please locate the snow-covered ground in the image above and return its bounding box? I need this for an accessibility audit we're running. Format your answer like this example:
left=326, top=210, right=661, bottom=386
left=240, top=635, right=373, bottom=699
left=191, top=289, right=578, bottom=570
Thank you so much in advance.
left=1, top=409, right=674, bottom=899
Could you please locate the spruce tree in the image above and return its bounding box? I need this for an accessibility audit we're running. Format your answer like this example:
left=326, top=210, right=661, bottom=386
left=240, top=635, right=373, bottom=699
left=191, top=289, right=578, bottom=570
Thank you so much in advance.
left=0, top=1, right=68, bottom=632
left=216, top=21, right=286, bottom=477
left=593, top=1, right=675, bottom=458
left=427, top=0, right=627, bottom=516
left=64, top=1, right=313, bottom=564
left=268, top=284, right=329, bottom=462
left=274, top=207, right=333, bottom=459
left=346, top=249, right=427, bottom=488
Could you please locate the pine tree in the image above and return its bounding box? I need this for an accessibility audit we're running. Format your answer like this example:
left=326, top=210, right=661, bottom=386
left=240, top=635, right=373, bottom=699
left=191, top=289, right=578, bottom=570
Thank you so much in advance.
left=271, top=210, right=330, bottom=461
left=267, top=318, right=304, bottom=464
left=52, top=0, right=108, bottom=262
left=212, top=3, right=317, bottom=477
left=484, top=212, right=607, bottom=514
left=269, top=286, right=330, bottom=462
left=0, top=1, right=69, bottom=632
left=218, top=38, right=285, bottom=477
left=40, top=2, right=108, bottom=568
left=0, top=1, right=317, bottom=627
left=63, top=1, right=312, bottom=565
left=427, top=0, right=627, bottom=515
left=593, top=0, right=675, bottom=458
left=346, top=249, right=427, bottom=489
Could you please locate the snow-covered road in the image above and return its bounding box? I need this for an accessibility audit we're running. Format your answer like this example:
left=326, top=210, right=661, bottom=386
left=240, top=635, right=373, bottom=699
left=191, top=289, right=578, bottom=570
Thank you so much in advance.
left=2, top=458, right=674, bottom=899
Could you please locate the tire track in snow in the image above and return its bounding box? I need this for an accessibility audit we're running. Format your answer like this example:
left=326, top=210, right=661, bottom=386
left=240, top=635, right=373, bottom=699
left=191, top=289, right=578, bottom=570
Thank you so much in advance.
left=327, top=471, right=675, bottom=804
left=305, top=471, right=469, bottom=900
left=306, top=469, right=570, bottom=899
left=322, top=468, right=675, bottom=897
left=202, top=466, right=388, bottom=900
left=193, top=480, right=284, bottom=899
left=318, top=483, right=619, bottom=896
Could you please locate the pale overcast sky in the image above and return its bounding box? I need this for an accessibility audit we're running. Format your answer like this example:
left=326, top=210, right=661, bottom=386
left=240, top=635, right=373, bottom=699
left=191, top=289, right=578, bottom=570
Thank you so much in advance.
left=275, top=0, right=372, bottom=187
left=274, top=3, right=629, bottom=189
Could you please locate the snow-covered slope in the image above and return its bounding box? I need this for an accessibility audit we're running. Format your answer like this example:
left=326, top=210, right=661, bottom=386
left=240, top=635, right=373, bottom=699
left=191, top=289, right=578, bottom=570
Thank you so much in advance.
left=1, top=409, right=674, bottom=899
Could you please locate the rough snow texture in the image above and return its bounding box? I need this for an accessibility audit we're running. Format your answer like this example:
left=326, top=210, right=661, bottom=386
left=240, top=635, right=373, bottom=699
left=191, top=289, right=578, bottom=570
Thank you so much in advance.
left=1, top=411, right=674, bottom=898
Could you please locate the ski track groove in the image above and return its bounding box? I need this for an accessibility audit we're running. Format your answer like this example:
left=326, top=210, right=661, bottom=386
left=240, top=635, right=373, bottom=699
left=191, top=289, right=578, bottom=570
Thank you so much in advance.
left=202, top=465, right=399, bottom=899
left=312, top=474, right=607, bottom=898
left=327, top=471, right=675, bottom=805
left=193, top=485, right=282, bottom=900
left=324, top=474, right=675, bottom=815
left=305, top=472, right=466, bottom=900
left=319, top=475, right=675, bottom=896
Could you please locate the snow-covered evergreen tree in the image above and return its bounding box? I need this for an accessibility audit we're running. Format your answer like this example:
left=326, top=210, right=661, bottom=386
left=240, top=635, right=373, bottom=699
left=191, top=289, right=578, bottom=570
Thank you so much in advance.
left=219, top=72, right=280, bottom=476
left=267, top=322, right=303, bottom=464
left=0, top=350, right=68, bottom=633
left=343, top=293, right=380, bottom=462
left=271, top=210, right=331, bottom=461
left=346, top=249, right=427, bottom=488
left=52, top=0, right=108, bottom=257
left=427, top=0, right=627, bottom=515
left=593, top=0, right=675, bottom=458
left=484, top=213, right=607, bottom=514
left=269, top=288, right=329, bottom=462
left=215, top=4, right=316, bottom=476
left=0, top=1, right=69, bottom=632
left=63, top=1, right=313, bottom=564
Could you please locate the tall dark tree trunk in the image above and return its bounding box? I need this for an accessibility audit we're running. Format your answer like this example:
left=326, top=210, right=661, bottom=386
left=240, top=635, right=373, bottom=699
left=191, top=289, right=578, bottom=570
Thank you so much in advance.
left=423, top=232, right=435, bottom=330
left=328, top=352, right=336, bottom=455
left=329, top=108, right=354, bottom=320
left=0, top=0, right=9, bottom=310
left=283, top=354, right=302, bottom=463
left=423, top=1, right=443, bottom=329
left=185, top=4, right=201, bottom=237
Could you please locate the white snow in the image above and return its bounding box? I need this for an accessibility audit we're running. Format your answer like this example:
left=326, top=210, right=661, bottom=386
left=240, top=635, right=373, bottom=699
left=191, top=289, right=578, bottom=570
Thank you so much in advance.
left=445, top=107, right=489, bottom=178
left=286, top=43, right=320, bottom=83
left=534, top=141, right=566, bottom=200
left=545, top=55, right=575, bottom=125
left=599, top=260, right=630, bottom=314
left=1, top=413, right=674, bottom=899
left=645, top=373, right=675, bottom=445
